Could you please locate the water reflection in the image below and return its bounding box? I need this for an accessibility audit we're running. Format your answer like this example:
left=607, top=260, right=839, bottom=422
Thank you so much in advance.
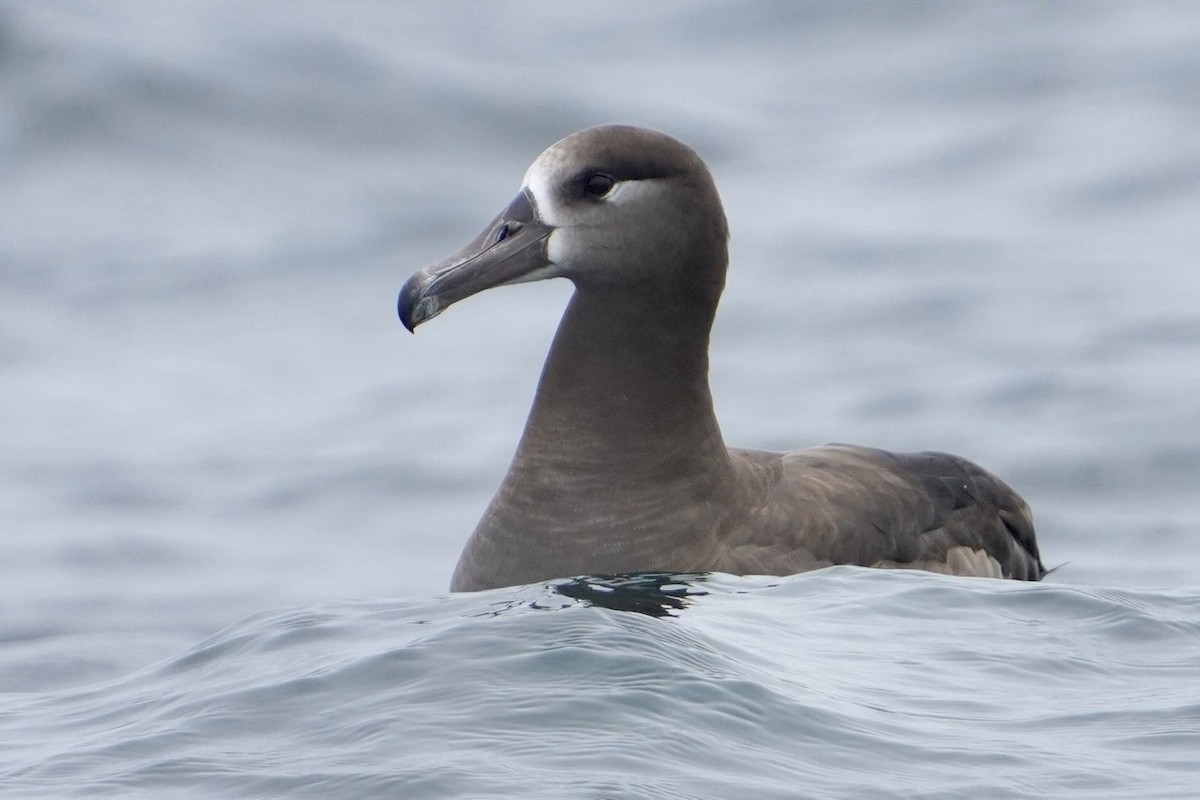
left=549, top=573, right=711, bottom=617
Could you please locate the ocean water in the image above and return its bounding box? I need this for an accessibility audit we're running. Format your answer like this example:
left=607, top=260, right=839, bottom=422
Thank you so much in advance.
left=2, top=1, right=1199, bottom=796
left=3, top=571, right=1199, bottom=798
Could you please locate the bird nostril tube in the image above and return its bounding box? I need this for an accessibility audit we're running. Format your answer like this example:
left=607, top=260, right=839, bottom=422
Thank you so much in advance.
left=495, top=223, right=515, bottom=243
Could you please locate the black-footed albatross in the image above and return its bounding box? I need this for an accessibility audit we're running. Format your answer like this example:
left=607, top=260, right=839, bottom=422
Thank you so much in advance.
left=398, top=125, right=1046, bottom=592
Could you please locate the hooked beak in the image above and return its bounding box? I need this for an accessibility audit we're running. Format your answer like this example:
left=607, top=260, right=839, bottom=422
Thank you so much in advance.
left=398, top=188, right=555, bottom=331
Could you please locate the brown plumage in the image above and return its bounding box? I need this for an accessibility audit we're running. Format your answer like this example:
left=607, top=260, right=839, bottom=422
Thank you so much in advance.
left=398, top=125, right=1046, bottom=591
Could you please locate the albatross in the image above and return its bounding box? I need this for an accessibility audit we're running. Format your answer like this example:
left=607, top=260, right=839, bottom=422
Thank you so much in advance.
left=398, top=125, right=1046, bottom=591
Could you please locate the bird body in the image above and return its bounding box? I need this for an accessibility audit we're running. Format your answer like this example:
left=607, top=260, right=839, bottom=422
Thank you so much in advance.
left=398, top=125, right=1046, bottom=591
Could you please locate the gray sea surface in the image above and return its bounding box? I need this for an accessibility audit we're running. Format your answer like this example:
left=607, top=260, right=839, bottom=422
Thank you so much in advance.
left=2, top=2, right=1199, bottom=797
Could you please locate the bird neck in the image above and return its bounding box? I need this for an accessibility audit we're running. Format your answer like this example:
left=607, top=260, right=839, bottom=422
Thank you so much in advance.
left=509, top=286, right=731, bottom=489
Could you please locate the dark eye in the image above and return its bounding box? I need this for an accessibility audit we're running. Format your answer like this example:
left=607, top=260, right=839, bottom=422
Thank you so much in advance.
left=495, top=223, right=511, bottom=243
left=583, top=173, right=615, bottom=197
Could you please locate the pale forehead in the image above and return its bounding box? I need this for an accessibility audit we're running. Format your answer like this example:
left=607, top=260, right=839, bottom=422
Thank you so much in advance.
left=522, top=143, right=579, bottom=227
left=522, top=136, right=585, bottom=185
left=523, top=140, right=573, bottom=187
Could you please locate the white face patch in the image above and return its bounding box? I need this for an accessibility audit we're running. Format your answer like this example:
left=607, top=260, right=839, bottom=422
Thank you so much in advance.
left=522, top=155, right=565, bottom=228
left=604, top=178, right=656, bottom=207
left=519, top=135, right=671, bottom=280
left=524, top=159, right=660, bottom=223
left=545, top=227, right=567, bottom=271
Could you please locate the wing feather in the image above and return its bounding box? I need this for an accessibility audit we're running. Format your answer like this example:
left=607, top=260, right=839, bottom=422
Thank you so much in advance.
left=720, top=444, right=1045, bottom=580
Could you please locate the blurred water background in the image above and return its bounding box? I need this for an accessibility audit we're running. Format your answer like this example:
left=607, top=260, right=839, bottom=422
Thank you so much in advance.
left=2, top=2, right=1199, bottom=797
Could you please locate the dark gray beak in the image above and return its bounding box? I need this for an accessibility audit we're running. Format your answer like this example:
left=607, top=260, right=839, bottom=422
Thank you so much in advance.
left=398, top=189, right=554, bottom=331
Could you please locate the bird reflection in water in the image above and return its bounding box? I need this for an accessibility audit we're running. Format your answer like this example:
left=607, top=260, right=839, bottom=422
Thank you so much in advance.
left=548, top=573, right=710, bottom=617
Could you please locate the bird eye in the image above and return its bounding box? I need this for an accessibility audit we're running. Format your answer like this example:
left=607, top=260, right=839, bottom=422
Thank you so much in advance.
left=583, top=173, right=615, bottom=197
left=495, top=223, right=511, bottom=243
